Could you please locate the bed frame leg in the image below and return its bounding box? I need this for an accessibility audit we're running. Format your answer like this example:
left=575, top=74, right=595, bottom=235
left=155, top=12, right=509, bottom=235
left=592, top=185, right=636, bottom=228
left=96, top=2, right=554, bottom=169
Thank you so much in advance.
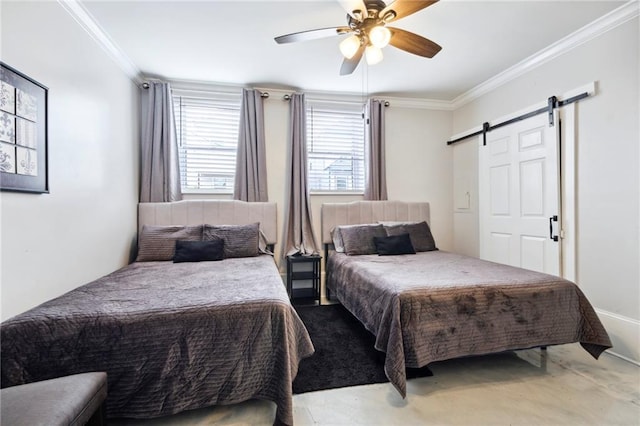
left=324, top=243, right=332, bottom=302
left=539, top=346, right=548, bottom=370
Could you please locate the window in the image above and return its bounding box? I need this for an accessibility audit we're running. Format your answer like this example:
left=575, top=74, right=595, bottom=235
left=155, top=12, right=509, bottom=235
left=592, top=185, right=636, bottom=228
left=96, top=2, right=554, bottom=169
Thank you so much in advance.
left=306, top=101, right=365, bottom=193
left=173, top=91, right=241, bottom=193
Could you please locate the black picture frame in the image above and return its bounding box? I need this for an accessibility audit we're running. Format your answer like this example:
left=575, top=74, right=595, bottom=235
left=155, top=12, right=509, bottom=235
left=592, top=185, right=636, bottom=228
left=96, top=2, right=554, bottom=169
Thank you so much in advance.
left=0, top=62, right=49, bottom=193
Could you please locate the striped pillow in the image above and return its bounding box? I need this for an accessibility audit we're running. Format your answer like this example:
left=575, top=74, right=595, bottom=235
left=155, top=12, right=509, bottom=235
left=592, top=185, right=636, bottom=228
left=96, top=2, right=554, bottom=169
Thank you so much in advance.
left=136, top=225, right=203, bottom=261
left=384, top=221, right=437, bottom=252
left=203, top=223, right=260, bottom=258
left=339, top=224, right=386, bottom=255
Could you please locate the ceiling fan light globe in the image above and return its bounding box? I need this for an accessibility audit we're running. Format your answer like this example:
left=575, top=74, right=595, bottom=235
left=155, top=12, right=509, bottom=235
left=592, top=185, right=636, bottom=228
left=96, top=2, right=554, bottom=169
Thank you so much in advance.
left=339, top=35, right=361, bottom=59
left=365, top=45, right=383, bottom=65
left=369, top=25, right=391, bottom=48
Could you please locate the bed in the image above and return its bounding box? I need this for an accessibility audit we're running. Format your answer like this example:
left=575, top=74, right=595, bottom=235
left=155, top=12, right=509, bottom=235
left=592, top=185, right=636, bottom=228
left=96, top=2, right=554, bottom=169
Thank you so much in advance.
left=321, top=200, right=612, bottom=398
left=1, top=200, right=314, bottom=426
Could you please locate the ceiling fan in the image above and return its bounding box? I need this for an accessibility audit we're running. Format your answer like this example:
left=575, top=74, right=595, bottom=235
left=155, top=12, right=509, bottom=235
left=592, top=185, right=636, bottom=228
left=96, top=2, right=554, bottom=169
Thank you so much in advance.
left=274, top=0, right=442, bottom=76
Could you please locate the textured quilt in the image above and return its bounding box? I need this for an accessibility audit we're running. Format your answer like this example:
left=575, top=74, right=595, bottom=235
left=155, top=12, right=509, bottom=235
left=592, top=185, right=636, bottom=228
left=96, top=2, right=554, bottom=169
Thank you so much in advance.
left=326, top=250, right=612, bottom=397
left=1, top=255, right=314, bottom=426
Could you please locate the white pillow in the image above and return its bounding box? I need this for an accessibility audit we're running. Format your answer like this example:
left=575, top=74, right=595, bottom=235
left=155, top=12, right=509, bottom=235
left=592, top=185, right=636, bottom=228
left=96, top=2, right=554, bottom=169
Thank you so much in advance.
left=330, top=227, right=345, bottom=253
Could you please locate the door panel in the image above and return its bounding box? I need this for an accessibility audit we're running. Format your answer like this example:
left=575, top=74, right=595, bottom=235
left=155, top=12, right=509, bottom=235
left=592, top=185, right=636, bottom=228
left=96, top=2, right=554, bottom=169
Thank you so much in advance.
left=521, top=235, right=546, bottom=272
left=490, top=165, right=510, bottom=215
left=520, top=159, right=544, bottom=216
left=489, top=232, right=512, bottom=265
left=480, top=113, right=560, bottom=275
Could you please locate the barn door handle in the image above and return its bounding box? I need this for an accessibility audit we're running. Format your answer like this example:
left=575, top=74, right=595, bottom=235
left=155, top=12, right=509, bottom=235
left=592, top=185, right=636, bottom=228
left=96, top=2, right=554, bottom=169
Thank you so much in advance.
left=549, top=215, right=559, bottom=242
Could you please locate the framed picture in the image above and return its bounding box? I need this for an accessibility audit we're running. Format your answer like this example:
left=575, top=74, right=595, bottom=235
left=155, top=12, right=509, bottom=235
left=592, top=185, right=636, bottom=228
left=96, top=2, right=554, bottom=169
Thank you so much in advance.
left=1, top=62, right=48, bottom=193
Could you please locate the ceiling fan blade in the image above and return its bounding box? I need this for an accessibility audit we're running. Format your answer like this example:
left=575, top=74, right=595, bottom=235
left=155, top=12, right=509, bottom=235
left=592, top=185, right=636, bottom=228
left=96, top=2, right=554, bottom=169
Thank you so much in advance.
left=339, top=44, right=365, bottom=75
left=275, top=27, right=351, bottom=44
left=380, top=0, right=438, bottom=23
left=388, top=27, right=442, bottom=58
left=337, top=0, right=368, bottom=20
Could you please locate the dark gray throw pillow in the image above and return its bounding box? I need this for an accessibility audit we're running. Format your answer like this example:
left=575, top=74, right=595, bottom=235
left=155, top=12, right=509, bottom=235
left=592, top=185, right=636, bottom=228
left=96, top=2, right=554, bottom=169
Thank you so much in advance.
left=173, top=239, right=224, bottom=263
left=374, top=233, right=416, bottom=256
left=384, top=221, right=437, bottom=252
left=339, top=224, right=386, bottom=255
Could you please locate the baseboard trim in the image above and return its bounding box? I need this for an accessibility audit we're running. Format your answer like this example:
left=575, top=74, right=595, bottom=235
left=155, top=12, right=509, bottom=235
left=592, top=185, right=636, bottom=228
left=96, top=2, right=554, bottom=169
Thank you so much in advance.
left=595, top=308, right=640, bottom=365
left=606, top=349, right=640, bottom=367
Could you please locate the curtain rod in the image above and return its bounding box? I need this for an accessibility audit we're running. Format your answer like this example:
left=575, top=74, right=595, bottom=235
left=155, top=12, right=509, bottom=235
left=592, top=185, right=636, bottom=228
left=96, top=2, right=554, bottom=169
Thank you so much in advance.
left=143, top=81, right=269, bottom=98
left=281, top=94, right=390, bottom=106
left=144, top=81, right=388, bottom=106
left=447, top=92, right=590, bottom=146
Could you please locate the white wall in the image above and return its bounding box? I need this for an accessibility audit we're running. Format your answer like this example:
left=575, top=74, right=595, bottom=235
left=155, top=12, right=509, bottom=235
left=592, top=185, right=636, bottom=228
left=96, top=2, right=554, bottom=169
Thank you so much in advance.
left=452, top=139, right=479, bottom=257
left=384, top=106, right=453, bottom=251
left=451, top=17, right=639, bottom=362
left=0, top=1, right=139, bottom=320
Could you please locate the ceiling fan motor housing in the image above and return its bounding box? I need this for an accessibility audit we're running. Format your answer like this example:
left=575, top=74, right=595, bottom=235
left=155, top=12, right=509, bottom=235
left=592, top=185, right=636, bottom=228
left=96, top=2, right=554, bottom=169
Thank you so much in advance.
left=348, top=1, right=387, bottom=25
left=347, top=0, right=389, bottom=46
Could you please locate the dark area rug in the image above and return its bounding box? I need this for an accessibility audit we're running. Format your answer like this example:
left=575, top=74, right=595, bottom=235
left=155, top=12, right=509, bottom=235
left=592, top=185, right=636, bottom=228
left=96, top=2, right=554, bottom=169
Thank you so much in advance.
left=293, top=303, right=432, bottom=394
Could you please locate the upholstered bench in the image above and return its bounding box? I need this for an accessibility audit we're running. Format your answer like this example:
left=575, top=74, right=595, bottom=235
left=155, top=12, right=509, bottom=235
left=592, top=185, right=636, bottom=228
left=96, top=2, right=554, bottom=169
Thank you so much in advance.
left=1, top=372, right=107, bottom=426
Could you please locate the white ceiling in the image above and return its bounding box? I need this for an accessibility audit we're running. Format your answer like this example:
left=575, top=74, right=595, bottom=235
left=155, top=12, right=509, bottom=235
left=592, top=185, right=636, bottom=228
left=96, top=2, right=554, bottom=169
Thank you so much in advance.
left=81, top=0, right=626, bottom=100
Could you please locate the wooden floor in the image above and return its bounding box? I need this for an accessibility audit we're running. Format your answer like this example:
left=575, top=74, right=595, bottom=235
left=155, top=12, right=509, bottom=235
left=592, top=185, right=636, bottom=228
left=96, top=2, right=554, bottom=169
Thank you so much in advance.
left=110, top=344, right=640, bottom=425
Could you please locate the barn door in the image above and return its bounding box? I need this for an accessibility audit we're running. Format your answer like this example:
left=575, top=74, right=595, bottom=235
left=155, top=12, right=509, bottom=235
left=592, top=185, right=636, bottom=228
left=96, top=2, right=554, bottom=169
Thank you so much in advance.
left=479, top=113, right=560, bottom=275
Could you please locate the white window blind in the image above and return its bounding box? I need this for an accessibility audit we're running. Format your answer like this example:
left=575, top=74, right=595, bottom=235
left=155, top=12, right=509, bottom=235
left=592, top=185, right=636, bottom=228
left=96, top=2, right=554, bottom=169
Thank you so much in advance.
left=173, top=91, right=241, bottom=193
left=306, top=101, right=365, bottom=193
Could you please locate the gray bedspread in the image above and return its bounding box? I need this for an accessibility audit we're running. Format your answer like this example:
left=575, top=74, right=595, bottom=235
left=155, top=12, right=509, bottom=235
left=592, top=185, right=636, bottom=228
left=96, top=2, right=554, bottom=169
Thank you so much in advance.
left=326, top=250, right=611, bottom=397
left=1, top=255, right=314, bottom=426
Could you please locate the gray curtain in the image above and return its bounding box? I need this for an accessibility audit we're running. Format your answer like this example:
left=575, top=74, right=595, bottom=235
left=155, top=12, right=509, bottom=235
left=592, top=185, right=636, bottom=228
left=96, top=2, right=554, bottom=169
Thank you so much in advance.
left=140, top=81, right=182, bottom=202
left=364, top=98, right=388, bottom=200
left=281, top=93, right=319, bottom=261
left=233, top=89, right=268, bottom=201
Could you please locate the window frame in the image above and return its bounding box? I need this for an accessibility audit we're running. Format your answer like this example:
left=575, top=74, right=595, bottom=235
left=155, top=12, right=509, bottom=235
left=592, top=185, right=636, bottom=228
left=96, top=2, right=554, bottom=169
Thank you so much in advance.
left=172, top=88, right=242, bottom=194
left=305, top=99, right=366, bottom=195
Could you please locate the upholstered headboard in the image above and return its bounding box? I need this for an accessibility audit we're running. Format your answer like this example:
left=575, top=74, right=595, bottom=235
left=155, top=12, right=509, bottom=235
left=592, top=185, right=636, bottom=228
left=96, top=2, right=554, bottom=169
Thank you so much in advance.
left=138, top=200, right=278, bottom=244
left=321, top=200, right=431, bottom=244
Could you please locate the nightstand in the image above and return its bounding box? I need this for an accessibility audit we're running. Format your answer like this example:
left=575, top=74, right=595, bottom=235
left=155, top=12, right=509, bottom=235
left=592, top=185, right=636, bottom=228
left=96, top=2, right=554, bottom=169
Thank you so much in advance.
left=286, top=254, right=321, bottom=305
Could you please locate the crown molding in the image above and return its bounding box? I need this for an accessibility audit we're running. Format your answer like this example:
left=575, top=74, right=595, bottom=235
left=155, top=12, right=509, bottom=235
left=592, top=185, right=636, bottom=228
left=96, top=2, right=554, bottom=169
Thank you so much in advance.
left=255, top=87, right=454, bottom=110
left=303, top=91, right=455, bottom=110
left=61, top=0, right=637, bottom=108
left=57, top=0, right=142, bottom=85
left=169, top=78, right=245, bottom=94
left=451, top=0, right=639, bottom=110
left=381, top=96, right=455, bottom=110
